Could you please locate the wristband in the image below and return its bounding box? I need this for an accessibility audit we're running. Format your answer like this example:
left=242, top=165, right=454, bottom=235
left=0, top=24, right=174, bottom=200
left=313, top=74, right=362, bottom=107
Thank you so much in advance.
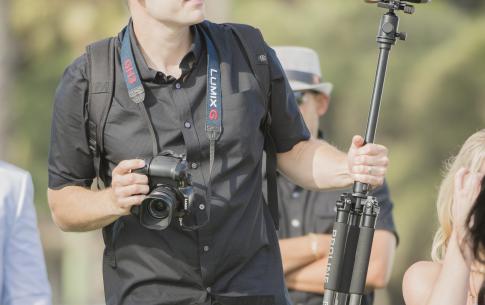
left=308, top=233, right=320, bottom=259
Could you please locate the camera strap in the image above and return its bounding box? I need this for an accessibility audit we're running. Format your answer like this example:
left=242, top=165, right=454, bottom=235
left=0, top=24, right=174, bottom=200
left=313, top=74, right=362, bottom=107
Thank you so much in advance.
left=120, top=23, right=222, bottom=230
left=120, top=26, right=159, bottom=156
left=201, top=29, right=222, bottom=179
left=120, top=28, right=145, bottom=104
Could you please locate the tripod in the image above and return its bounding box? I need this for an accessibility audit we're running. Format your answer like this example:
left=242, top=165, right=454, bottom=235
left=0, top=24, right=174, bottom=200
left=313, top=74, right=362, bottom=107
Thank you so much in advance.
left=322, top=1, right=422, bottom=305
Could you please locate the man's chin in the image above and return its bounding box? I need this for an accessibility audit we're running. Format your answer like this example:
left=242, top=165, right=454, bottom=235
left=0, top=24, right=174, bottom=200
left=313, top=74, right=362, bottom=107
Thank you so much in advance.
left=183, top=13, right=206, bottom=26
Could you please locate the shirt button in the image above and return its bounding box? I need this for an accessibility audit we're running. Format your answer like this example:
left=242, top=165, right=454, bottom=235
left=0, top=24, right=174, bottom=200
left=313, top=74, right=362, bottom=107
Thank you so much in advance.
left=199, top=203, right=205, bottom=210
left=292, top=191, right=300, bottom=199
left=203, top=245, right=210, bottom=252
left=206, top=286, right=212, bottom=293
left=291, top=219, right=301, bottom=228
left=191, top=162, right=199, bottom=169
left=184, top=121, right=191, bottom=129
left=175, top=82, right=181, bottom=89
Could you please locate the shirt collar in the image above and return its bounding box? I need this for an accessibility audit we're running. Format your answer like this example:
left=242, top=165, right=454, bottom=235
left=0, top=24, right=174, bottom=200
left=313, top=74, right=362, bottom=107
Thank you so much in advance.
left=126, top=20, right=203, bottom=83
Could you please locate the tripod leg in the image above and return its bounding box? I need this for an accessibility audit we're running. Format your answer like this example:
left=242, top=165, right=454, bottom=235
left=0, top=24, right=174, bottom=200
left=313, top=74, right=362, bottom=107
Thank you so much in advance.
left=348, top=198, right=379, bottom=305
left=322, top=195, right=352, bottom=305
left=323, top=222, right=349, bottom=305
left=348, top=227, right=375, bottom=305
left=339, top=215, right=361, bottom=295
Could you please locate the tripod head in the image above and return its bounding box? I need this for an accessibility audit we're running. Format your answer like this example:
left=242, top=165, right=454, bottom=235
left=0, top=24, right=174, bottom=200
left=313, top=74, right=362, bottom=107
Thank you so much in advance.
left=365, top=0, right=430, bottom=14
left=364, top=0, right=430, bottom=4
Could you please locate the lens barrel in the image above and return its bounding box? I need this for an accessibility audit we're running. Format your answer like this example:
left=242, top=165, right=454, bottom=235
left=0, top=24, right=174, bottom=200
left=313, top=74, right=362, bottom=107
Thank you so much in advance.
left=146, top=193, right=176, bottom=219
left=139, top=186, right=179, bottom=230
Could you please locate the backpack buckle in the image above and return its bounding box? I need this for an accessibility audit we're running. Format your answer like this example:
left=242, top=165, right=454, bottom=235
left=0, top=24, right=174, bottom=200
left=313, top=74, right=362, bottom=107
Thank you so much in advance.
left=257, top=54, right=268, bottom=65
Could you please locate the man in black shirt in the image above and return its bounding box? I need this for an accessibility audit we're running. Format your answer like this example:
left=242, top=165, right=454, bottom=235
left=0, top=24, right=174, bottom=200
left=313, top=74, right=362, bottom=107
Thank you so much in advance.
left=270, top=46, right=398, bottom=305
left=47, top=2, right=390, bottom=305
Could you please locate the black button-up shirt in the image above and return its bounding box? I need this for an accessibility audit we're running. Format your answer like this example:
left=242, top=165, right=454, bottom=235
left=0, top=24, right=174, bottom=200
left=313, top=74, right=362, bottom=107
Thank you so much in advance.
left=49, top=21, right=309, bottom=305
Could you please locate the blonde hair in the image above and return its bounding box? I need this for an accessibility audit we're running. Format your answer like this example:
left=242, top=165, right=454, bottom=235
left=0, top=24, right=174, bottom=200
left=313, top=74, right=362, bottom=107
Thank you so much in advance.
left=431, top=129, right=485, bottom=261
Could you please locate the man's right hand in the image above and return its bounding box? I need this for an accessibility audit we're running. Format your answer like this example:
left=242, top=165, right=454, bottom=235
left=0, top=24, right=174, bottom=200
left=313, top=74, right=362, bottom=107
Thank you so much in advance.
left=109, top=159, right=150, bottom=216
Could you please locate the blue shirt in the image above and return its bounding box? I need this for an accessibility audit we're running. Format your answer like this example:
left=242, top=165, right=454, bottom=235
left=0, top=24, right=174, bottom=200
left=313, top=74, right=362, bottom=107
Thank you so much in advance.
left=0, top=161, right=52, bottom=305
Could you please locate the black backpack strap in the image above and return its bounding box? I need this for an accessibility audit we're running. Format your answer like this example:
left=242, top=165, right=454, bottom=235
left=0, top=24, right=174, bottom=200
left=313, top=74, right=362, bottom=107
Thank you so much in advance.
left=227, top=23, right=279, bottom=230
left=86, top=37, right=117, bottom=267
left=86, top=37, right=116, bottom=188
left=227, top=23, right=270, bottom=98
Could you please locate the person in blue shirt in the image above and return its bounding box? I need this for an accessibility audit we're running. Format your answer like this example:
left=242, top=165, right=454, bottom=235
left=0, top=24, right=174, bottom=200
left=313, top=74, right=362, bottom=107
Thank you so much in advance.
left=0, top=161, right=51, bottom=305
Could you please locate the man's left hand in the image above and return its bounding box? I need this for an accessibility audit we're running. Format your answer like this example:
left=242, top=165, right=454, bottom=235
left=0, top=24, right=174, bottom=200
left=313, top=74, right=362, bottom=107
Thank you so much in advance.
left=347, top=135, right=389, bottom=187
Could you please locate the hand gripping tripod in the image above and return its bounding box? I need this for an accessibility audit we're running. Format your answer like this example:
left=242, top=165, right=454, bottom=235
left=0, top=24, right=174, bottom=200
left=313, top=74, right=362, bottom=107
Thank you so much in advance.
left=322, top=1, right=428, bottom=305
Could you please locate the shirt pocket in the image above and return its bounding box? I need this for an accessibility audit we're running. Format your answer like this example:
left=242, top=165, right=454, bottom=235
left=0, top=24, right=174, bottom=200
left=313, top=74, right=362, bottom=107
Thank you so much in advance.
left=103, top=97, right=154, bottom=164
left=219, top=89, right=266, bottom=158
left=223, top=89, right=265, bottom=121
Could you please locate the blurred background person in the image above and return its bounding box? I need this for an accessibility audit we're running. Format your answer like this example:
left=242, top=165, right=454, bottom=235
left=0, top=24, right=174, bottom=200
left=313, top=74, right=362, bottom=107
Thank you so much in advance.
left=0, top=161, right=52, bottom=305
left=265, top=46, right=398, bottom=305
left=403, top=129, right=485, bottom=305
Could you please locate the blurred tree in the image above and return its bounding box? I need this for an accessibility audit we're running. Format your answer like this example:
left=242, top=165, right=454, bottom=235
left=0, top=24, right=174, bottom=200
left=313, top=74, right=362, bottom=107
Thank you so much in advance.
left=445, top=0, right=485, bottom=12
left=0, top=0, right=11, bottom=158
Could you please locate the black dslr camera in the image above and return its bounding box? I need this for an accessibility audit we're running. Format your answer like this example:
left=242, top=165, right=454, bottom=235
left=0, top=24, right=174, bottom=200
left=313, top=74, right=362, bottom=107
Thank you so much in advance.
left=132, top=152, right=194, bottom=230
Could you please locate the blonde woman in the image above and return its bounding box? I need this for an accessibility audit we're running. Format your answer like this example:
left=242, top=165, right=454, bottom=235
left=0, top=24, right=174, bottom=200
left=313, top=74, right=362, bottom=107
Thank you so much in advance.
left=403, top=129, right=485, bottom=305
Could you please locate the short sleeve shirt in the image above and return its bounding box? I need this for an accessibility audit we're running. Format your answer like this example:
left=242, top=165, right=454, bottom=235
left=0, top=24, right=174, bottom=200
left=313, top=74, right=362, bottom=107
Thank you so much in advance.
left=48, top=21, right=310, bottom=305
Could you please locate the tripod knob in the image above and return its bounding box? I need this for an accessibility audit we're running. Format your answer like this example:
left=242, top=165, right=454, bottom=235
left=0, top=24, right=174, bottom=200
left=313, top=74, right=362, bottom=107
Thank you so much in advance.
left=381, top=22, right=395, bottom=34
left=396, top=32, right=407, bottom=40
left=404, top=5, right=415, bottom=14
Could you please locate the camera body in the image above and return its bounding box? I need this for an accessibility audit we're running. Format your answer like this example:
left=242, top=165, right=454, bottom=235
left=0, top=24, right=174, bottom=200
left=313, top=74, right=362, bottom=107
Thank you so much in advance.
left=132, top=152, right=194, bottom=230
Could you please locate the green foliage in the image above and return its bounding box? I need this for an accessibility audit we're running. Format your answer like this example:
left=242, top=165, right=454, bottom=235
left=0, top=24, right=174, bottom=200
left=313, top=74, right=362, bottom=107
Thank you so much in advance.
left=7, top=0, right=128, bottom=210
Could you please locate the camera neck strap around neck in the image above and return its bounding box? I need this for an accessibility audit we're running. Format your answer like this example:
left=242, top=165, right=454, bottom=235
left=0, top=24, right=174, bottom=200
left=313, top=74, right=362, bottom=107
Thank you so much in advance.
left=120, top=23, right=221, bottom=230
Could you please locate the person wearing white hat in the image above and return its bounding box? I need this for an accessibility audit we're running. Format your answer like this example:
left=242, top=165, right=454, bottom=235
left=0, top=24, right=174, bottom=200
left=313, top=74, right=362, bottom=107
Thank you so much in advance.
left=266, top=46, right=398, bottom=305
left=273, top=47, right=333, bottom=140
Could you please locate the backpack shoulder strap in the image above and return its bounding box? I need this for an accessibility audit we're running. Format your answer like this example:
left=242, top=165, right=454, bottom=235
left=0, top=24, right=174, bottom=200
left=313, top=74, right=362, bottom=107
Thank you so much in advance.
left=86, top=37, right=116, bottom=187
left=226, top=23, right=270, bottom=100
left=226, top=23, right=280, bottom=230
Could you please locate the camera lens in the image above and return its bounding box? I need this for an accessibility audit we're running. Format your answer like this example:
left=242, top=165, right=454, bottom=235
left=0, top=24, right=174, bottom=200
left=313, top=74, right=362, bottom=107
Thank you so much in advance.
left=144, top=187, right=178, bottom=220
left=147, top=199, right=170, bottom=219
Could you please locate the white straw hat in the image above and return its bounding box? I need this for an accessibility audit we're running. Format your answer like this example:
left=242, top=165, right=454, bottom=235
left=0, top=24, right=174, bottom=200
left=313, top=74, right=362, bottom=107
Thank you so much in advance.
left=273, top=46, right=333, bottom=96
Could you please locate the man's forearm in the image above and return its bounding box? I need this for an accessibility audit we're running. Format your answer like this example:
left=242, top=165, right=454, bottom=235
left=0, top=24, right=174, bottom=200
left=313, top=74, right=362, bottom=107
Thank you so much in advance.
left=286, top=257, right=328, bottom=294
left=48, top=186, right=120, bottom=232
left=279, top=234, right=331, bottom=274
left=277, top=139, right=351, bottom=191
left=48, top=160, right=149, bottom=232
left=285, top=255, right=383, bottom=294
